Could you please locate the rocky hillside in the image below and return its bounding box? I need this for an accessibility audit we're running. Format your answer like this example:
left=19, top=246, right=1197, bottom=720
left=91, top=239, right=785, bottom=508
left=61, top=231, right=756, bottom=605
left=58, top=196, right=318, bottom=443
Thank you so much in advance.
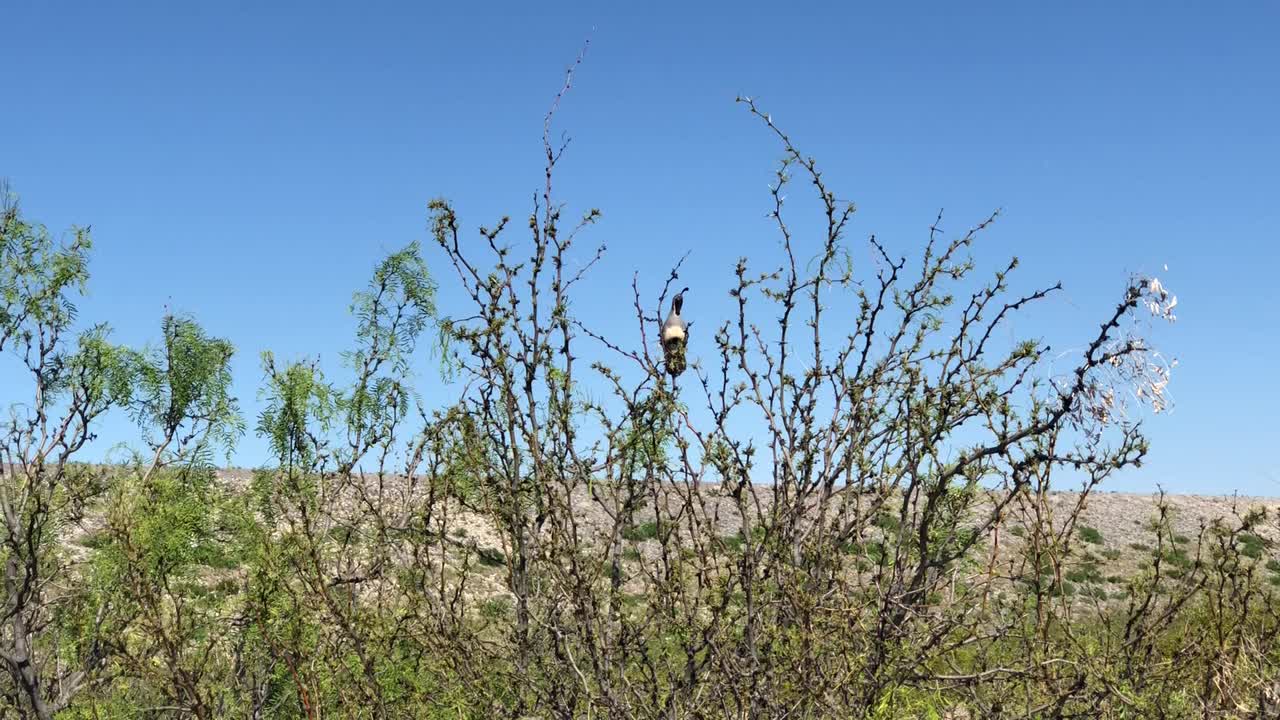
left=196, top=470, right=1280, bottom=603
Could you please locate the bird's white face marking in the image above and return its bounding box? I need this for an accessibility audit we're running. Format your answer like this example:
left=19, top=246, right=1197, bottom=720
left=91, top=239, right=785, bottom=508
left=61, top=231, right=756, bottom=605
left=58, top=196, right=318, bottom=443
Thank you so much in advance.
left=661, top=324, right=686, bottom=343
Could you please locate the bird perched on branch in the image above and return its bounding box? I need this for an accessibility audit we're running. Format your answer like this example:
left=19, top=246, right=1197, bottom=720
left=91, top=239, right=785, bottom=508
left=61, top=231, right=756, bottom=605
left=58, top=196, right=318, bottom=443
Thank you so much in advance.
left=661, top=287, right=689, bottom=377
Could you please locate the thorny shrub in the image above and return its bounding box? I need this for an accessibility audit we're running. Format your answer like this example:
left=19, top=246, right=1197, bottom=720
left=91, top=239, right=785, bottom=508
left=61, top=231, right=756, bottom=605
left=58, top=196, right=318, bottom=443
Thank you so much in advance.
left=4, top=66, right=1280, bottom=720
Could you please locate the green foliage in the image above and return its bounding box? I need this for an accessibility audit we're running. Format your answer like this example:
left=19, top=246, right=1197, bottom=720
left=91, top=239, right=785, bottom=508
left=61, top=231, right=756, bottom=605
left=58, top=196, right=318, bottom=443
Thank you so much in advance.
left=131, top=314, right=244, bottom=464
left=0, top=185, right=92, bottom=349
left=1080, top=584, right=1109, bottom=600
left=875, top=511, right=902, bottom=533
left=719, top=532, right=745, bottom=552
left=257, top=355, right=337, bottom=468
left=614, top=390, right=682, bottom=486
left=1162, top=546, right=1194, bottom=569
left=1238, top=532, right=1267, bottom=559
left=623, top=521, right=659, bottom=542
left=1066, top=563, right=1104, bottom=585
left=1077, top=525, right=1104, bottom=544
left=348, top=240, right=439, bottom=375
left=479, top=596, right=513, bottom=621
left=120, top=468, right=236, bottom=572
left=475, top=546, right=506, bottom=567
left=868, top=685, right=951, bottom=719
left=844, top=539, right=887, bottom=564
left=341, top=242, right=440, bottom=457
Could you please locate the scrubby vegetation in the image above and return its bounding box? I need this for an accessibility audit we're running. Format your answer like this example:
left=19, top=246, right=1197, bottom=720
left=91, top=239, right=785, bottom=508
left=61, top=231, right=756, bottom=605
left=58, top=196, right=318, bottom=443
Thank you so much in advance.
left=1077, top=526, right=1105, bottom=545
left=4, top=76, right=1279, bottom=719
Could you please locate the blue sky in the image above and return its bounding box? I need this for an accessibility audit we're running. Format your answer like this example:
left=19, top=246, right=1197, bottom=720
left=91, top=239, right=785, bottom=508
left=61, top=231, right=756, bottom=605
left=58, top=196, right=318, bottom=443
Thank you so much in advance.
left=3, top=2, right=1277, bottom=494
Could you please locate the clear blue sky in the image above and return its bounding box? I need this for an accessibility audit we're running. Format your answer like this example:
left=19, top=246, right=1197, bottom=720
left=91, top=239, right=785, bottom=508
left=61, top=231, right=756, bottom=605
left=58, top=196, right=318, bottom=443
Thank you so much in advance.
left=3, top=2, right=1277, bottom=494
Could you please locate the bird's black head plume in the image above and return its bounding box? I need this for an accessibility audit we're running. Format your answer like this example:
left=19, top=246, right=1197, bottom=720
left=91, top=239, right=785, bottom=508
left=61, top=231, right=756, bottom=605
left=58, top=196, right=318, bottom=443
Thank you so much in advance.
left=672, top=287, right=688, bottom=315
